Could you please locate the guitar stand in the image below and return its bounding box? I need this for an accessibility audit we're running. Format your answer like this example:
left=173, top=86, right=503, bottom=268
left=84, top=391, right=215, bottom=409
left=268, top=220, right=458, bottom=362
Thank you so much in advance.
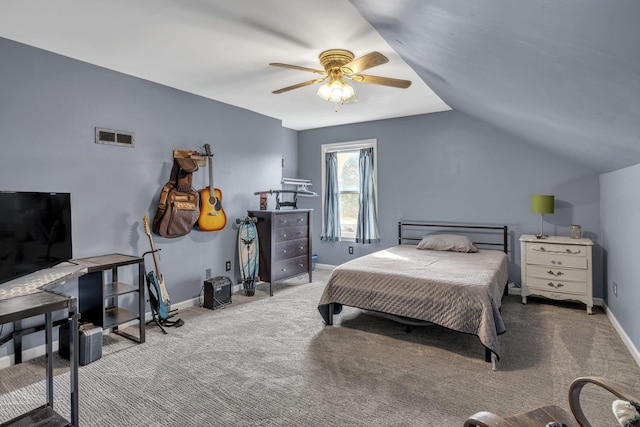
left=142, top=250, right=185, bottom=334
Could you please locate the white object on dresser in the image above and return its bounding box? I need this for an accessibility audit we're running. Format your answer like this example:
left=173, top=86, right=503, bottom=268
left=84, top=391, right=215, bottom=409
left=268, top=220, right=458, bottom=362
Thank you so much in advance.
left=520, top=234, right=593, bottom=314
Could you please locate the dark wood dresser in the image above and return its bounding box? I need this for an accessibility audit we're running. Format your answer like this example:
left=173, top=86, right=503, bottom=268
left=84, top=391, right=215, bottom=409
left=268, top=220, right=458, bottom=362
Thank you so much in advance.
left=247, top=209, right=312, bottom=296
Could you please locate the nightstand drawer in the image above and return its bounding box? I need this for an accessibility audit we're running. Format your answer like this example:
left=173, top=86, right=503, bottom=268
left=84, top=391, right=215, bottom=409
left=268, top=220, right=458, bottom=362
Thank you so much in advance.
left=274, top=225, right=308, bottom=242
left=527, top=265, right=588, bottom=282
left=526, top=253, right=588, bottom=269
left=274, top=212, right=308, bottom=229
left=273, top=239, right=309, bottom=261
left=525, top=242, right=587, bottom=257
left=526, top=276, right=588, bottom=295
left=273, top=255, right=308, bottom=281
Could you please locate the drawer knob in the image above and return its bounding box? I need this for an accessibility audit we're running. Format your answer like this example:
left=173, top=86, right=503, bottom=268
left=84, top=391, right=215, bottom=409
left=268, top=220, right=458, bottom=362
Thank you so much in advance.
left=299, top=263, right=304, bottom=267
left=547, top=270, right=564, bottom=277
left=299, top=246, right=304, bottom=250
left=551, top=260, right=562, bottom=265
left=282, top=249, right=287, bottom=253
left=281, top=268, right=287, bottom=272
left=547, top=282, right=564, bottom=289
left=282, top=233, right=287, bottom=237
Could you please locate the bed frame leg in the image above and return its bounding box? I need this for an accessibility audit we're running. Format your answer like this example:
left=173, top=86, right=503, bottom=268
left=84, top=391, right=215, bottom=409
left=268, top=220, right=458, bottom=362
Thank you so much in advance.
left=485, top=347, right=498, bottom=370
left=327, top=303, right=334, bottom=325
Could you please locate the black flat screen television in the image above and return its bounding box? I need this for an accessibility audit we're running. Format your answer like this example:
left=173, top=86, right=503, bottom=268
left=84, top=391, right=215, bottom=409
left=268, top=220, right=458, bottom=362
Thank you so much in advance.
left=0, top=191, right=73, bottom=285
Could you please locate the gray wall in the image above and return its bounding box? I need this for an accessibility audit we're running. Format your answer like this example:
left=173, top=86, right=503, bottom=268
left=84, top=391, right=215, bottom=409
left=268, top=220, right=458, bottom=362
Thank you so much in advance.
left=600, top=163, right=640, bottom=354
left=0, top=38, right=285, bottom=357
left=297, top=111, right=602, bottom=292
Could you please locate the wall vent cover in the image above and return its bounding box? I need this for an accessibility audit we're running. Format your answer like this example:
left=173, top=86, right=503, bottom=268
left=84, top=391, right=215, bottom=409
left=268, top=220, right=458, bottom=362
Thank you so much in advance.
left=95, top=127, right=135, bottom=148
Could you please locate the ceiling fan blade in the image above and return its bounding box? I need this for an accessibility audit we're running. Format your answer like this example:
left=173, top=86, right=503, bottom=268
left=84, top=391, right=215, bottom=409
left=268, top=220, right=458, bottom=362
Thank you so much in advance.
left=348, top=74, right=412, bottom=89
left=272, top=77, right=327, bottom=94
left=341, top=51, right=388, bottom=74
left=269, top=63, right=326, bottom=75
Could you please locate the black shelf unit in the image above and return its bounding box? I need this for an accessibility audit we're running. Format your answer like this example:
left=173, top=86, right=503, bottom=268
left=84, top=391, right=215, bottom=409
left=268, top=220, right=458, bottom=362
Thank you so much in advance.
left=76, top=254, right=145, bottom=343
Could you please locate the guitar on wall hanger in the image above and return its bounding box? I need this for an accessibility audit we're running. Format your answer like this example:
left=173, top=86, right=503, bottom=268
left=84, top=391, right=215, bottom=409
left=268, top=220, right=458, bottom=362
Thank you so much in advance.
left=142, top=215, right=171, bottom=320
left=198, top=143, right=227, bottom=231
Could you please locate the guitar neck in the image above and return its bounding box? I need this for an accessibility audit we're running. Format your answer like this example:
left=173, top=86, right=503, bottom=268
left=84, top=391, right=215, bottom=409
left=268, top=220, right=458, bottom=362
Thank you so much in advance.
left=147, top=235, right=162, bottom=277
left=208, top=155, right=214, bottom=193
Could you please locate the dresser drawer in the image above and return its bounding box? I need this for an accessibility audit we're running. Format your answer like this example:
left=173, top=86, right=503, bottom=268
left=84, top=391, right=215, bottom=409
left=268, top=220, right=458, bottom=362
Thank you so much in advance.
left=274, top=212, right=308, bottom=229
left=526, top=253, right=588, bottom=269
left=274, top=225, right=308, bottom=242
left=525, top=242, right=586, bottom=257
left=273, top=238, right=309, bottom=261
left=273, top=255, right=308, bottom=281
left=526, top=265, right=588, bottom=282
left=526, top=276, right=588, bottom=295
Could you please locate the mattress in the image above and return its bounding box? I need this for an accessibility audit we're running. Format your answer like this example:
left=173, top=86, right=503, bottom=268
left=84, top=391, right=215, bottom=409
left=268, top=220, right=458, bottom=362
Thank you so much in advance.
left=317, top=244, right=509, bottom=358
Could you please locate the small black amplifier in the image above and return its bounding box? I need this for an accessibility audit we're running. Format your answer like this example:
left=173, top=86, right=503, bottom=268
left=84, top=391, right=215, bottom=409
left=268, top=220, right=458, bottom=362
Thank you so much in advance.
left=203, top=276, right=232, bottom=310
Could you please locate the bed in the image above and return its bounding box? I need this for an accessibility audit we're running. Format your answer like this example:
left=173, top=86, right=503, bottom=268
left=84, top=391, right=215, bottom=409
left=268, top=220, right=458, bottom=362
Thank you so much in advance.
left=317, top=221, right=509, bottom=367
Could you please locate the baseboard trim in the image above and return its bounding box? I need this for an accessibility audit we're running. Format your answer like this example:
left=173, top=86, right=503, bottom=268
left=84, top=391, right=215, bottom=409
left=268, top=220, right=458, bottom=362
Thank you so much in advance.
left=602, top=302, right=640, bottom=368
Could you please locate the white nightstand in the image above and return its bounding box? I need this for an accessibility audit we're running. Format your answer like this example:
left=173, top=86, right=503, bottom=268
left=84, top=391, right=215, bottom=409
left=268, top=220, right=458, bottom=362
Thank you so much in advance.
left=520, top=234, right=593, bottom=314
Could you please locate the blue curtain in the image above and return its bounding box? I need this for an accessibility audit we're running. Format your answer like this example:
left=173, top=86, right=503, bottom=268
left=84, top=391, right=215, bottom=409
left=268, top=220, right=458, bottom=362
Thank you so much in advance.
left=356, top=148, right=380, bottom=244
left=321, top=151, right=341, bottom=241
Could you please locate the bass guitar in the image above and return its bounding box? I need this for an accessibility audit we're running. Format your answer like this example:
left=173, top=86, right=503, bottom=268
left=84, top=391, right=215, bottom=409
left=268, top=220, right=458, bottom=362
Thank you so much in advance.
left=143, top=215, right=171, bottom=320
left=198, top=143, right=227, bottom=231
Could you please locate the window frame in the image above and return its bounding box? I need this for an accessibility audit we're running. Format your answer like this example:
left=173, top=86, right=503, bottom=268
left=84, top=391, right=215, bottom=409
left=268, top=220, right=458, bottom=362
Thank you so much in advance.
left=321, top=139, right=378, bottom=242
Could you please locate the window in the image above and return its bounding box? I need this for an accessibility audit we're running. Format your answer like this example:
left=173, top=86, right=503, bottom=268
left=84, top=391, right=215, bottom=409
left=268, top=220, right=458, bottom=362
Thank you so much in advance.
left=321, top=139, right=378, bottom=242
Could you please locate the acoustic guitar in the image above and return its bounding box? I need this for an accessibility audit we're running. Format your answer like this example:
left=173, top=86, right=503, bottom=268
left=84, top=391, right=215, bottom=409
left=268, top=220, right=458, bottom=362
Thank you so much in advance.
left=143, top=215, right=171, bottom=320
left=198, top=143, right=227, bottom=231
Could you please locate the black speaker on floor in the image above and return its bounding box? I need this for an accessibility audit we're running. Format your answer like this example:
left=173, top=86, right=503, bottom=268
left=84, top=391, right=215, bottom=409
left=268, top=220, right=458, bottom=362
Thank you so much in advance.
left=203, top=276, right=232, bottom=310
left=59, top=321, right=103, bottom=366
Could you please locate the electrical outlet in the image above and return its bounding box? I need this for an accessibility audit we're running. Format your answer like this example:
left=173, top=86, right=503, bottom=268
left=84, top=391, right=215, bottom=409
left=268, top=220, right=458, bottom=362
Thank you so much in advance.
left=225, top=261, right=231, bottom=271
left=349, top=246, right=354, bottom=254
left=206, top=268, right=211, bottom=279
left=613, top=281, right=618, bottom=297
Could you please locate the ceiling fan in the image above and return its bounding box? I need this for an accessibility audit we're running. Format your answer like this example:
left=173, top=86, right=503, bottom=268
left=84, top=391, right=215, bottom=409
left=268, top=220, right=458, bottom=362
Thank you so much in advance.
left=269, top=49, right=412, bottom=105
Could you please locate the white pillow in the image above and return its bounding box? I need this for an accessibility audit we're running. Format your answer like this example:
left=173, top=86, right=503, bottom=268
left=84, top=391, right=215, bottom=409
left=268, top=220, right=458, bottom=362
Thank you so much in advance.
left=416, top=234, right=478, bottom=253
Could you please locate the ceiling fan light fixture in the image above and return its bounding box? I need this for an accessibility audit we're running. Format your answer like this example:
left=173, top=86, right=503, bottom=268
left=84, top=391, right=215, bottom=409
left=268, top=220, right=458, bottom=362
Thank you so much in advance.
left=317, top=78, right=354, bottom=103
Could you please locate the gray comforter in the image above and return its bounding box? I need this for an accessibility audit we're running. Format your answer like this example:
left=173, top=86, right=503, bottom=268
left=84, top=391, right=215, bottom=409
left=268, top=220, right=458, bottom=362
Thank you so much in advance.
left=318, top=245, right=509, bottom=358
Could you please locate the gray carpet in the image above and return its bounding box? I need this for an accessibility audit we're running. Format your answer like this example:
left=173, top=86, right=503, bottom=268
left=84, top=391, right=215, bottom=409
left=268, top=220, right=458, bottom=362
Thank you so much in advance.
left=1, top=265, right=639, bottom=426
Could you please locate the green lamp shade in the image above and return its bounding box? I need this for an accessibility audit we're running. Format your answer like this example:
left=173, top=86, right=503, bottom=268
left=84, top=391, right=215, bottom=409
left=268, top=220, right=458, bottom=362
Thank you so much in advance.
left=530, top=195, right=555, bottom=214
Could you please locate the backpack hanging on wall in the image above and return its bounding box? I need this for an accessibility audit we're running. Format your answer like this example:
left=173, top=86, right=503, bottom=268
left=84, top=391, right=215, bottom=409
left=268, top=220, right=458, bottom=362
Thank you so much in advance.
left=152, top=157, right=200, bottom=238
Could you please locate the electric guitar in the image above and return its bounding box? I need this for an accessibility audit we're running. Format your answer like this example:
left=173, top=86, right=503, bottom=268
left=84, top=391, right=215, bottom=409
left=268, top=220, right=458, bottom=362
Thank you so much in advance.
left=198, top=143, right=227, bottom=231
left=143, top=215, right=171, bottom=320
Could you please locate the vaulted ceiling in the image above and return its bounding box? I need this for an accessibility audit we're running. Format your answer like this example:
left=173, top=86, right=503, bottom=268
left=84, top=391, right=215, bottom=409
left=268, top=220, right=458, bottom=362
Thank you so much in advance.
left=351, top=0, right=640, bottom=174
left=1, top=0, right=639, bottom=174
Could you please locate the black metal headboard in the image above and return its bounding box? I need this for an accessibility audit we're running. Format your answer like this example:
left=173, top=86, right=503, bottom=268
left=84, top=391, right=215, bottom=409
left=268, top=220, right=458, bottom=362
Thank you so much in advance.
left=398, top=221, right=508, bottom=253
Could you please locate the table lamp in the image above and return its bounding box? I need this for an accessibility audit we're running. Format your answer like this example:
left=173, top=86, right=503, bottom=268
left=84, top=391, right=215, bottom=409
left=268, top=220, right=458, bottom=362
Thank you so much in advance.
left=530, top=194, right=554, bottom=238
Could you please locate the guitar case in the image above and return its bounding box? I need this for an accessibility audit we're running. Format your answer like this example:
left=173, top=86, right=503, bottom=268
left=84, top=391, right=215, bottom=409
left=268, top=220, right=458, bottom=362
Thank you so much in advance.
left=152, top=158, right=200, bottom=238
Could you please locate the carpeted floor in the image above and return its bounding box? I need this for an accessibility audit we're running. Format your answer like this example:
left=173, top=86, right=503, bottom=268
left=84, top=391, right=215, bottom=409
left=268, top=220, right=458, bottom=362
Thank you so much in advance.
left=1, top=265, right=639, bottom=426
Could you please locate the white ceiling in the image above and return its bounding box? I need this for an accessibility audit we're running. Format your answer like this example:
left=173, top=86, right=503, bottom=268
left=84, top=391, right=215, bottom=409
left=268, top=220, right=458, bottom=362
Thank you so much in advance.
left=0, top=0, right=450, bottom=130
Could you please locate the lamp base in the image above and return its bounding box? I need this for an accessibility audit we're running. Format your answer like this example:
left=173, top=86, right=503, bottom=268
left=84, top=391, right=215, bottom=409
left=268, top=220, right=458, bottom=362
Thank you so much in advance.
left=535, top=234, right=548, bottom=239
